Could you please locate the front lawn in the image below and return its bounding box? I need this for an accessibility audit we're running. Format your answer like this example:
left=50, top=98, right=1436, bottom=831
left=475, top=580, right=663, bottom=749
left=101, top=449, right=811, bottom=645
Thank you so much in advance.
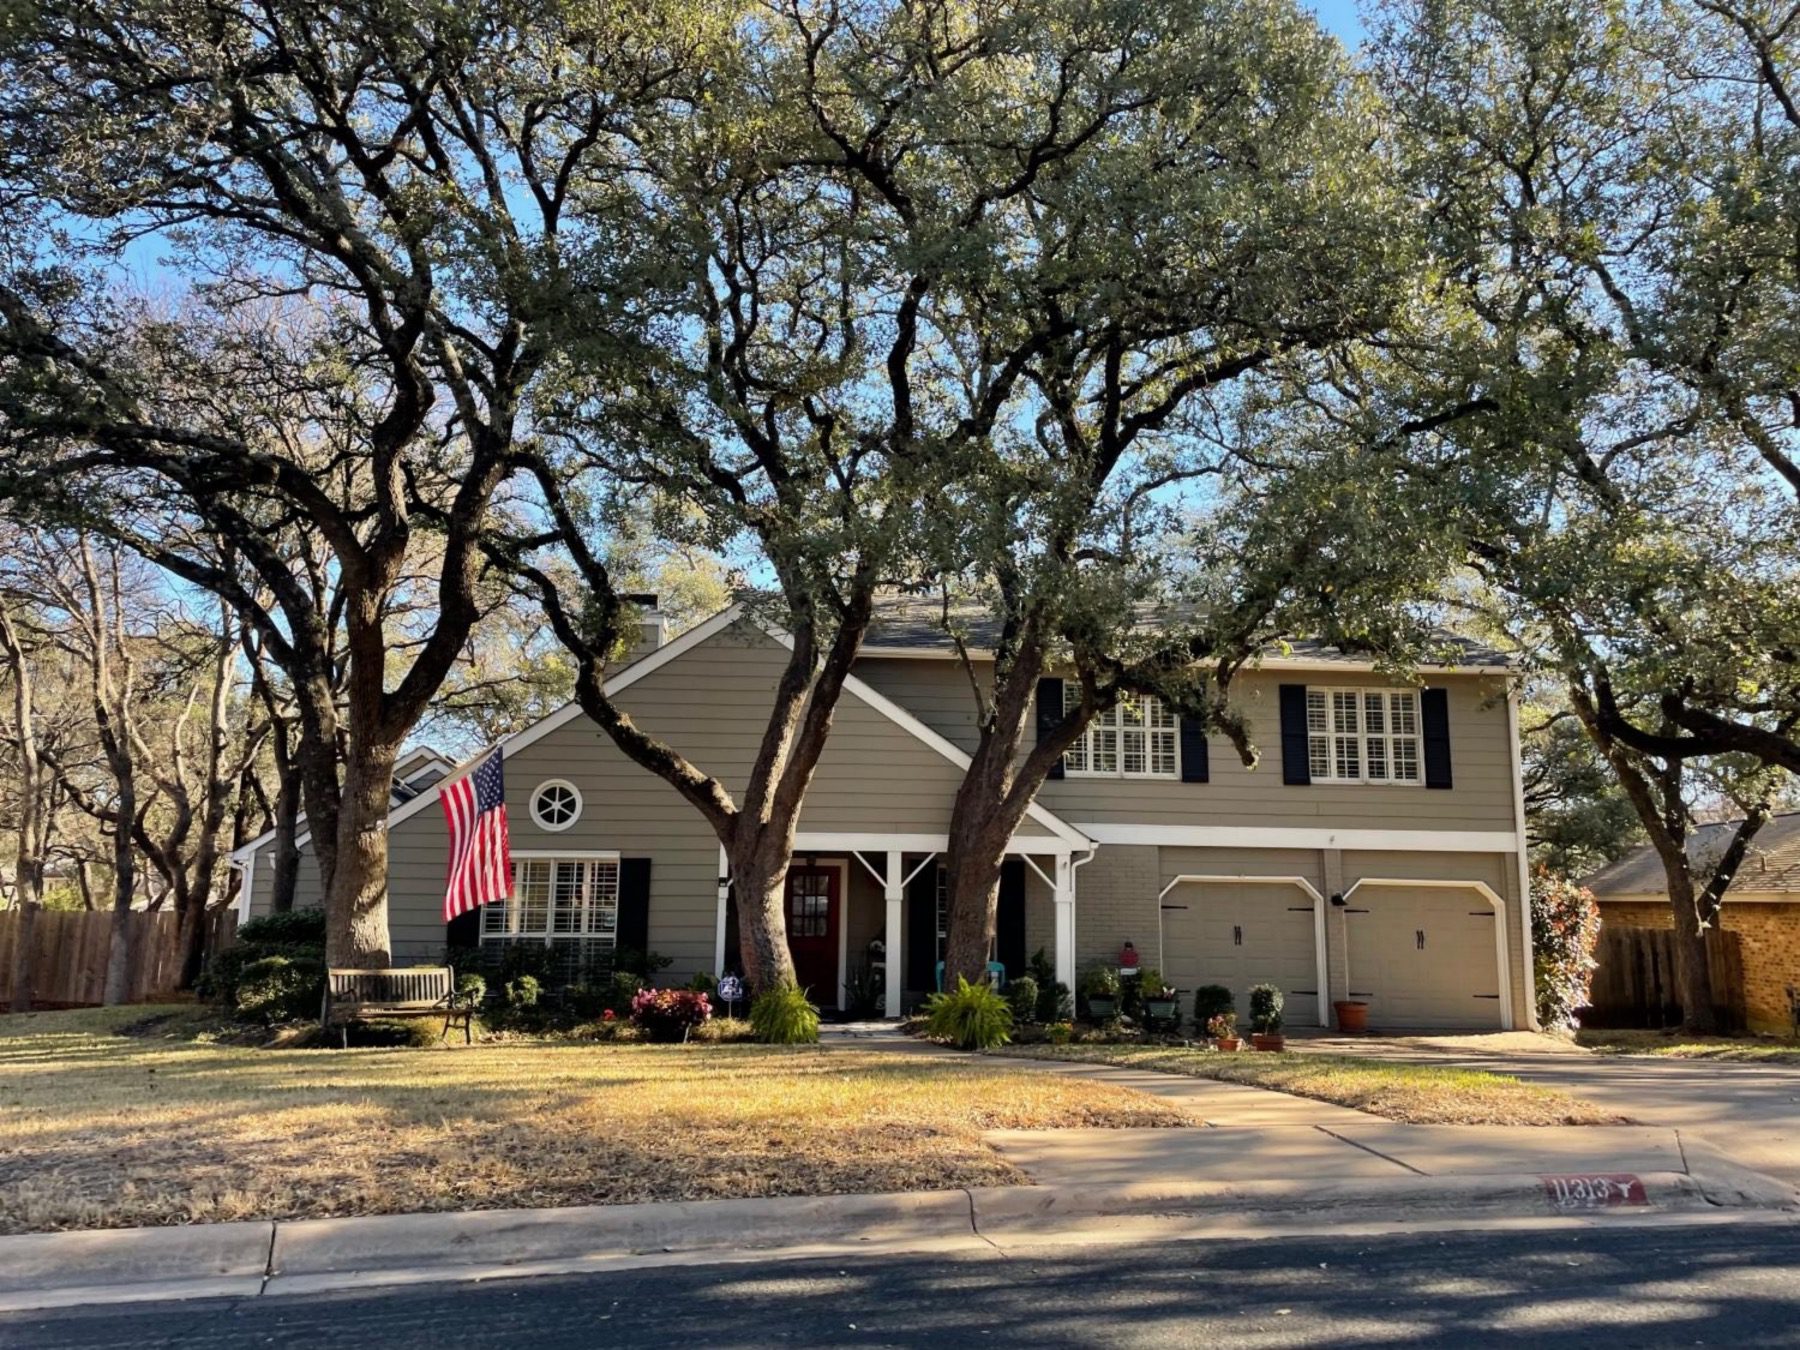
left=1000, top=1045, right=1620, bottom=1126
left=1576, top=1029, right=1800, bottom=1063
left=0, top=1006, right=1188, bottom=1234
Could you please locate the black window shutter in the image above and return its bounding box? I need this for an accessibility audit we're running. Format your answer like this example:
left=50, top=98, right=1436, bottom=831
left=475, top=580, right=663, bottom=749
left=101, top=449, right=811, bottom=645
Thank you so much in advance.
left=1421, top=687, right=1453, bottom=789
left=1179, top=717, right=1209, bottom=783
left=997, top=860, right=1027, bottom=979
left=1036, top=677, right=1065, bottom=780
left=1279, top=684, right=1311, bottom=786
left=906, top=865, right=938, bottom=993
left=617, top=857, right=652, bottom=959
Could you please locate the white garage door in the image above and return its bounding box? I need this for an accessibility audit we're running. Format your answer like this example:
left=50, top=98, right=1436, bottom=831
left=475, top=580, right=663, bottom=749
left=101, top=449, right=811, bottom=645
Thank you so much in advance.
left=1345, top=886, right=1503, bottom=1029
left=1162, top=881, right=1321, bottom=1027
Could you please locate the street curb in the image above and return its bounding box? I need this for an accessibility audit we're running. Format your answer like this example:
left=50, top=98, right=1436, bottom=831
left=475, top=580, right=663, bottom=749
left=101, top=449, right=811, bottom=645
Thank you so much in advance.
left=0, top=1169, right=1791, bottom=1313
left=968, top=1168, right=1795, bottom=1232
left=271, top=1189, right=973, bottom=1278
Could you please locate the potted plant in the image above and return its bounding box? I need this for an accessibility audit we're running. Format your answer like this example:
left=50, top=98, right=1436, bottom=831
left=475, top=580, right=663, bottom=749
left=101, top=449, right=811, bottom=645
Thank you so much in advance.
left=1333, top=999, right=1369, bottom=1034
left=1248, top=983, right=1285, bottom=1051
left=1193, top=984, right=1234, bottom=1031
left=1140, top=968, right=1180, bottom=1029
left=1080, top=966, right=1121, bottom=1021
left=1206, top=1011, right=1239, bottom=1051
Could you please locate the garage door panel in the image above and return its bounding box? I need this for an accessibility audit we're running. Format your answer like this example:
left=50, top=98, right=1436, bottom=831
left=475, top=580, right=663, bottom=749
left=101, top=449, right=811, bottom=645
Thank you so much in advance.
left=1163, top=883, right=1319, bottom=1026
left=1346, top=886, right=1501, bottom=1030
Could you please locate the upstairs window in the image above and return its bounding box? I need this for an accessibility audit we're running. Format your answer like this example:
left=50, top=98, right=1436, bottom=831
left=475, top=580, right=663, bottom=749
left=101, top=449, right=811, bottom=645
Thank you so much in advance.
left=1064, top=688, right=1178, bottom=779
left=1305, top=688, right=1422, bottom=784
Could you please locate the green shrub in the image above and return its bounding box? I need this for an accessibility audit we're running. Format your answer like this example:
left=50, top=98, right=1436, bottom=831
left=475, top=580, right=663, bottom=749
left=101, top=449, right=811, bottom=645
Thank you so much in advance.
left=1045, top=1020, right=1074, bottom=1045
left=1193, top=985, right=1234, bottom=1027
left=235, top=955, right=325, bottom=1024
left=844, top=960, right=882, bottom=1019
left=563, top=983, right=611, bottom=1020
left=1040, top=980, right=1072, bottom=1022
left=1005, top=975, right=1040, bottom=1024
left=749, top=984, right=820, bottom=1044
left=1079, top=966, right=1120, bottom=998
left=1248, top=983, right=1284, bottom=1034
left=199, top=939, right=323, bottom=1005
left=503, top=974, right=541, bottom=1009
left=237, top=907, right=327, bottom=945
left=1532, top=867, right=1601, bottom=1031
left=607, top=970, right=645, bottom=1014
left=455, top=972, right=487, bottom=1005
left=687, top=971, right=718, bottom=996
left=614, top=947, right=674, bottom=979
left=924, top=977, right=1013, bottom=1050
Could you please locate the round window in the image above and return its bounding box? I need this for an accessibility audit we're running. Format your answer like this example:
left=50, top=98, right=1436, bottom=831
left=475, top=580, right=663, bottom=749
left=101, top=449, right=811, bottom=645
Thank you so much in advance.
left=530, top=779, right=582, bottom=832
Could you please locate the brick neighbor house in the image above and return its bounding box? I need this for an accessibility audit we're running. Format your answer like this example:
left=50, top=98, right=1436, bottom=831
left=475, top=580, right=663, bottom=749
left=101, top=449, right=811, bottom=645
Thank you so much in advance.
left=1583, top=813, right=1800, bottom=1035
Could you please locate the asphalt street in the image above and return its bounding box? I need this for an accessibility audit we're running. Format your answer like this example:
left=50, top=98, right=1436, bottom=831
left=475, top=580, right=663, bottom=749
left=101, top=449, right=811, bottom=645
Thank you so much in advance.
left=8, top=1218, right=1800, bottom=1349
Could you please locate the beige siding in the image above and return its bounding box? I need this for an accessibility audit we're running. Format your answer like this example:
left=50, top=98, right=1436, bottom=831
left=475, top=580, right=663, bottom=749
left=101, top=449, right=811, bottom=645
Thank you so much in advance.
left=287, top=622, right=1003, bottom=976
left=854, top=658, right=1519, bottom=834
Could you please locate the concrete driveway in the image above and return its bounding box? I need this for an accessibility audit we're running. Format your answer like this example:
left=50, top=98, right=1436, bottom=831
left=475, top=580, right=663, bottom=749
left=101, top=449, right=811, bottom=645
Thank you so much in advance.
left=1297, top=1034, right=1800, bottom=1187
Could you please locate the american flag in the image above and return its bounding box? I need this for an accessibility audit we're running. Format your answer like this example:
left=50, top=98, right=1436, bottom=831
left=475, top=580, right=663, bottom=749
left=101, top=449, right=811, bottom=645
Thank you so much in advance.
left=440, top=749, right=511, bottom=922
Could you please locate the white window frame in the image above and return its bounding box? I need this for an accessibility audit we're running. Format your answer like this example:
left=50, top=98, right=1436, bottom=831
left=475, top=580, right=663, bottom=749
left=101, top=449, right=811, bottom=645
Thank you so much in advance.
left=1063, top=688, right=1179, bottom=780
left=1304, top=687, right=1424, bottom=785
left=481, top=854, right=621, bottom=945
left=529, top=779, right=583, bottom=832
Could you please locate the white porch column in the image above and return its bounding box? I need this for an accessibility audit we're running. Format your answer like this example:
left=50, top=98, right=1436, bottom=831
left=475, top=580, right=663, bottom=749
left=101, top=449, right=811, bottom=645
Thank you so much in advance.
left=884, top=850, right=904, bottom=1019
left=1053, top=854, right=1076, bottom=991
left=714, top=844, right=730, bottom=976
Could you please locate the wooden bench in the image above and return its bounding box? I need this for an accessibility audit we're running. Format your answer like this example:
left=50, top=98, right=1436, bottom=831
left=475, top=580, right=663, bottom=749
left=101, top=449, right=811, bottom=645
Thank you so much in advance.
left=321, top=966, right=474, bottom=1047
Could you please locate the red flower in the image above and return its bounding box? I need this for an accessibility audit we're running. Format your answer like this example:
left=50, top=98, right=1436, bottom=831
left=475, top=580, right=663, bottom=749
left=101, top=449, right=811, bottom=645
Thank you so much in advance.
left=603, top=1009, right=616, bottom=1021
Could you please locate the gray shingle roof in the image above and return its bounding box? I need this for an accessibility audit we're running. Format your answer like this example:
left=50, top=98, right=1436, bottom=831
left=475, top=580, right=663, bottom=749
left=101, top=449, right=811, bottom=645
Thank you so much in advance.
left=859, top=592, right=1512, bottom=668
left=1582, top=812, right=1800, bottom=897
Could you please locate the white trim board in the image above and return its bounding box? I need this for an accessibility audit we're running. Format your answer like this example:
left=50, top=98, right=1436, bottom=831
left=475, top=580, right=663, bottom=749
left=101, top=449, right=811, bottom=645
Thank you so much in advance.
left=860, top=645, right=1511, bottom=676
left=1505, top=692, right=1539, bottom=1030
left=1076, top=825, right=1522, bottom=854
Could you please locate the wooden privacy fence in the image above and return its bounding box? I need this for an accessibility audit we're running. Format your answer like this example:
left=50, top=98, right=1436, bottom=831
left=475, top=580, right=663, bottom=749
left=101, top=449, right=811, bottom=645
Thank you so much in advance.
left=0, top=907, right=237, bottom=1008
left=1582, top=924, right=1746, bottom=1032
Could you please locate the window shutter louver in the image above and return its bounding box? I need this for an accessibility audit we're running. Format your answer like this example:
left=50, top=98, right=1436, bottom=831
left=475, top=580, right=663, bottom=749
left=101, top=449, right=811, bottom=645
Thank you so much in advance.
left=1279, top=684, right=1312, bottom=785
left=997, top=860, right=1027, bottom=979
left=1037, top=677, right=1066, bottom=781
left=616, top=858, right=652, bottom=958
left=1179, top=716, right=1210, bottom=783
left=906, top=865, right=938, bottom=994
left=1421, top=687, right=1453, bottom=789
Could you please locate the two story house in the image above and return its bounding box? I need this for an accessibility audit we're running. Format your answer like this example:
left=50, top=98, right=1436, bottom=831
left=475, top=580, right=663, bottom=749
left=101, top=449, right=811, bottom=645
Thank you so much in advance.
left=232, top=596, right=1536, bottom=1031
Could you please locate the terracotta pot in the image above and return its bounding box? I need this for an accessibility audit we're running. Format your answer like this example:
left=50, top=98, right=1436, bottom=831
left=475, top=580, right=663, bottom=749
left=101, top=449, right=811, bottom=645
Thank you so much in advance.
left=1333, top=1000, right=1370, bottom=1034
left=1251, top=1033, right=1286, bottom=1052
left=1213, top=1037, right=1240, bottom=1052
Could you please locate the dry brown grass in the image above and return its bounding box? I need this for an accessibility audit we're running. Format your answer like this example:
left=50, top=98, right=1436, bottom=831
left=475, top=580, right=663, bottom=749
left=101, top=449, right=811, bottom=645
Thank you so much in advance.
left=0, top=1006, right=1188, bottom=1234
left=1576, top=1029, right=1800, bottom=1063
left=1002, top=1045, right=1622, bottom=1126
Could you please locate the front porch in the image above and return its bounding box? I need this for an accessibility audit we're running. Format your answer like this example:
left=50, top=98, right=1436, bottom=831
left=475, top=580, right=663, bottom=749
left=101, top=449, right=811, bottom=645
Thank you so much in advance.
left=713, top=834, right=1082, bottom=1017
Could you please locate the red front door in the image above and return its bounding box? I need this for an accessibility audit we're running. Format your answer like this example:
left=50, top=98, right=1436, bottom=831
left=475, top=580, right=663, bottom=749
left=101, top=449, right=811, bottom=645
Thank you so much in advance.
left=785, top=866, right=840, bottom=1007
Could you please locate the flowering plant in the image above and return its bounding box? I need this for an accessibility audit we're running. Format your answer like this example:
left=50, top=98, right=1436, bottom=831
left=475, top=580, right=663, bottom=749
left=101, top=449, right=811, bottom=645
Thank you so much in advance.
left=1206, top=1011, right=1237, bottom=1040
left=629, top=986, right=713, bottom=1042
left=1531, top=867, right=1601, bottom=1031
left=602, top=1009, right=616, bottom=1022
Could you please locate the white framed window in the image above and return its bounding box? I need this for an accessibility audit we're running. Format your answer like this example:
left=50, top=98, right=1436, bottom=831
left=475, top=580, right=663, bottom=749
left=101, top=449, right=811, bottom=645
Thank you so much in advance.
left=530, top=779, right=582, bottom=832
left=482, top=857, right=619, bottom=944
left=1305, top=687, right=1422, bottom=784
left=1063, top=688, right=1178, bottom=779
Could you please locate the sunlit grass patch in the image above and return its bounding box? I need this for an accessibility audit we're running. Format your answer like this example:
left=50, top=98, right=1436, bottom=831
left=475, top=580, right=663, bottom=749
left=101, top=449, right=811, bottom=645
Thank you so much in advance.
left=1576, top=1029, right=1800, bottom=1063
left=0, top=1006, right=1189, bottom=1233
left=1001, top=1044, right=1620, bottom=1126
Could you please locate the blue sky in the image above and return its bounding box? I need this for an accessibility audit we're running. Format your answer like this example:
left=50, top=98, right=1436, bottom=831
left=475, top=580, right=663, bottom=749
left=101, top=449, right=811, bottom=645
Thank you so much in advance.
left=1309, top=0, right=1366, bottom=45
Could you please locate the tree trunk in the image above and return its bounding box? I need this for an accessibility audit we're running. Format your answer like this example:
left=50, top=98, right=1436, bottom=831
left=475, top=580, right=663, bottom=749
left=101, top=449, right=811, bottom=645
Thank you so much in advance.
left=7, top=891, right=39, bottom=1014
left=942, top=742, right=1020, bottom=986
left=269, top=756, right=302, bottom=914
left=324, top=736, right=398, bottom=968
left=1664, top=867, right=1719, bottom=1035
left=726, top=840, right=800, bottom=993
left=102, top=772, right=137, bottom=1005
